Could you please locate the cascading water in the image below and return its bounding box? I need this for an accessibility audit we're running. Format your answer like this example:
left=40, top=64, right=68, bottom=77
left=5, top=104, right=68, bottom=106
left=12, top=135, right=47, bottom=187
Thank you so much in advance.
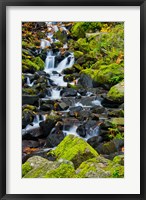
left=26, top=77, right=34, bottom=87
left=56, top=53, right=74, bottom=73
left=44, top=50, right=55, bottom=72
left=50, top=88, right=61, bottom=100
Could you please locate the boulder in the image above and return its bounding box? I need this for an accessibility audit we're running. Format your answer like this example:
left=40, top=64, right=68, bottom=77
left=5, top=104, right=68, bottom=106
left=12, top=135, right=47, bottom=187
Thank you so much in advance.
left=48, top=134, right=99, bottom=168
left=75, top=156, right=124, bottom=178
left=107, top=81, right=124, bottom=104
left=60, top=88, right=77, bottom=97
left=22, top=156, right=75, bottom=178
left=22, top=95, right=39, bottom=106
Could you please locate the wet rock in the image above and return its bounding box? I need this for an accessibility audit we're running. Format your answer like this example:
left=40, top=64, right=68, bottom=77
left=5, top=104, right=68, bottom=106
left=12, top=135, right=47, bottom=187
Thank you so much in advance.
left=22, top=109, right=35, bottom=129
left=55, top=102, right=69, bottom=111
left=62, top=67, right=76, bottom=74
left=22, top=95, right=39, bottom=106
left=22, top=126, right=44, bottom=139
left=101, top=96, right=121, bottom=108
left=76, top=125, right=86, bottom=137
left=91, top=106, right=105, bottom=114
left=70, top=106, right=83, bottom=112
left=60, top=88, right=77, bottom=97
left=46, top=122, right=64, bottom=147
left=39, top=113, right=61, bottom=137
left=40, top=104, right=54, bottom=111
left=87, top=136, right=103, bottom=148
left=22, top=140, right=40, bottom=148
left=77, top=88, right=87, bottom=96
left=107, top=109, right=124, bottom=117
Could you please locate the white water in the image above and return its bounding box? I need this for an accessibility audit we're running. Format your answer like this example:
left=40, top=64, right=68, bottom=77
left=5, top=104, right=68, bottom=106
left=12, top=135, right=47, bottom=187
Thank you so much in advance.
left=44, top=51, right=55, bottom=71
left=26, top=77, right=34, bottom=87
left=74, top=102, right=92, bottom=108
left=91, top=99, right=101, bottom=106
left=40, top=39, right=50, bottom=49
left=56, top=53, right=74, bottom=73
left=63, top=125, right=78, bottom=137
left=50, top=88, right=61, bottom=100
left=50, top=75, right=67, bottom=87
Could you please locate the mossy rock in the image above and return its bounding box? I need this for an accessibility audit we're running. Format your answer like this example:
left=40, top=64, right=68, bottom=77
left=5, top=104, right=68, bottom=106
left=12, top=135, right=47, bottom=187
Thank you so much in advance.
left=22, top=88, right=37, bottom=95
left=22, top=57, right=44, bottom=73
left=22, top=156, right=76, bottom=178
left=74, top=51, right=84, bottom=59
left=95, top=63, right=124, bottom=86
left=113, top=155, right=124, bottom=166
left=48, top=134, right=99, bottom=168
left=22, top=104, right=37, bottom=112
left=74, top=38, right=90, bottom=52
left=107, top=81, right=124, bottom=103
left=43, top=159, right=75, bottom=178
left=22, top=162, right=32, bottom=177
left=75, top=156, right=124, bottom=178
left=111, top=117, right=124, bottom=126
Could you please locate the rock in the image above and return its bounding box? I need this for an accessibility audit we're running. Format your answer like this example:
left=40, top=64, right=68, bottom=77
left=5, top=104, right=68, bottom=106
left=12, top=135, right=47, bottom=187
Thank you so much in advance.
left=74, top=51, right=84, bottom=59
left=107, top=81, right=124, bottom=104
left=22, top=95, right=39, bottom=106
left=22, top=109, right=35, bottom=128
left=22, top=140, right=40, bottom=148
left=75, top=156, right=124, bottom=178
left=113, top=155, right=124, bottom=166
left=96, top=141, right=117, bottom=155
left=70, top=106, right=83, bottom=112
left=76, top=125, right=86, bottom=137
left=22, top=156, right=75, bottom=178
left=79, top=64, right=124, bottom=88
left=55, top=102, right=69, bottom=111
left=45, top=121, right=64, bottom=147
left=60, top=88, right=77, bottom=97
left=107, top=109, right=124, bottom=117
left=111, top=118, right=124, bottom=126
left=22, top=127, right=44, bottom=139
left=77, top=88, right=87, bottom=96
left=22, top=57, right=45, bottom=73
left=48, top=135, right=99, bottom=168
left=87, top=136, right=103, bottom=148
left=40, top=104, right=54, bottom=111
left=78, top=73, right=93, bottom=88
left=91, top=106, right=105, bottom=114
left=39, top=113, right=61, bottom=137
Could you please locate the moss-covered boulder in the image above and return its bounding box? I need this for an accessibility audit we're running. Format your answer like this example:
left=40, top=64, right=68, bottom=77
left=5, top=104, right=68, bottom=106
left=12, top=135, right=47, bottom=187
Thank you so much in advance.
left=48, top=135, right=99, bottom=168
left=107, top=81, right=124, bottom=103
left=22, top=156, right=76, bottom=178
left=74, top=51, right=84, bottom=59
left=113, top=155, right=124, bottom=166
left=22, top=57, right=45, bottom=73
left=75, top=156, right=124, bottom=178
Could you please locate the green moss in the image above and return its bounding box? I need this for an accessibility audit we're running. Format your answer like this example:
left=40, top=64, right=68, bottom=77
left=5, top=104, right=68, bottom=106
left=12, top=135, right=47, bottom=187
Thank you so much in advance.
left=74, top=51, right=84, bottom=59
left=22, top=56, right=44, bottom=72
left=22, top=88, right=37, bottom=95
left=22, top=162, right=32, bottom=177
left=107, top=81, right=124, bottom=103
left=22, top=105, right=37, bottom=111
left=95, top=63, right=124, bottom=85
left=74, top=38, right=90, bottom=52
left=113, top=155, right=124, bottom=165
left=49, top=135, right=99, bottom=168
left=44, top=163, right=75, bottom=178
left=111, top=118, right=124, bottom=126
left=75, top=156, right=124, bottom=178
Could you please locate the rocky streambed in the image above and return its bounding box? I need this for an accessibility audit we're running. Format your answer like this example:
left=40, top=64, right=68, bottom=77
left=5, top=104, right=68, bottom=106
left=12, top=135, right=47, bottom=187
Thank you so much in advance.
left=22, top=22, right=124, bottom=178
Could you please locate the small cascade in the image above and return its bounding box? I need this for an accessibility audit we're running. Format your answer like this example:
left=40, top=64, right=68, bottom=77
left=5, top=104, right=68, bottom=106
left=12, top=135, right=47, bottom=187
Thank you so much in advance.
left=56, top=53, right=74, bottom=73
left=40, top=39, right=50, bottom=49
left=26, top=77, right=34, bottom=87
left=44, top=50, right=55, bottom=72
left=33, top=115, right=40, bottom=124
left=85, top=126, right=99, bottom=140
left=50, top=88, right=61, bottom=100
left=50, top=75, right=67, bottom=87
left=63, top=125, right=78, bottom=137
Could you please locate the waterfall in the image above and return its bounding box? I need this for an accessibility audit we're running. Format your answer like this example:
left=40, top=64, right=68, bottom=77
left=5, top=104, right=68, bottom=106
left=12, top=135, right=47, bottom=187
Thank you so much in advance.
left=56, top=53, right=74, bottom=73
left=44, top=50, right=55, bottom=72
